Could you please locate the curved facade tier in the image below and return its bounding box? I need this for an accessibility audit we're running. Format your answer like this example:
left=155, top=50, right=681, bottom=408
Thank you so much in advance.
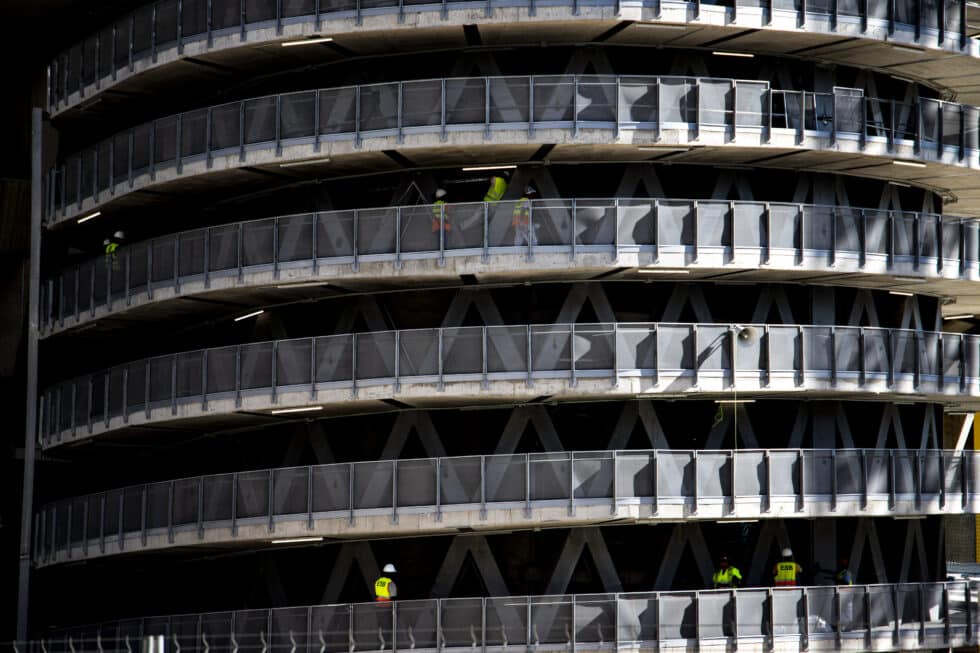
left=33, top=583, right=980, bottom=653
left=46, top=75, right=980, bottom=226
left=35, top=448, right=980, bottom=567
left=40, top=199, right=980, bottom=337
left=48, top=0, right=980, bottom=118
left=40, top=322, right=980, bottom=448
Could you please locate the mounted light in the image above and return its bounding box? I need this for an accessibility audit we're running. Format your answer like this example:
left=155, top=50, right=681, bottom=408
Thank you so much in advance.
left=714, top=399, right=756, bottom=404
left=461, top=165, right=518, bottom=172
left=270, top=406, right=324, bottom=415
left=281, top=36, right=334, bottom=47
left=637, top=268, right=691, bottom=274
left=734, top=325, right=758, bottom=344
left=270, top=537, right=324, bottom=544
left=76, top=211, right=102, bottom=224
left=712, top=51, right=754, bottom=58
left=944, top=314, right=975, bottom=320
left=889, top=290, right=914, bottom=297
left=276, top=281, right=330, bottom=289
left=632, top=22, right=687, bottom=29
left=892, top=159, right=927, bottom=168
left=891, top=44, right=925, bottom=54
left=637, top=146, right=690, bottom=152
left=233, top=309, right=265, bottom=322
left=280, top=156, right=331, bottom=168
left=892, top=275, right=928, bottom=283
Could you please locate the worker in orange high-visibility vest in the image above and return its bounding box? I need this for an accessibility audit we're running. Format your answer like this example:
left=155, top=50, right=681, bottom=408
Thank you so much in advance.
left=431, top=188, right=451, bottom=235
left=512, top=186, right=538, bottom=246
left=773, top=548, right=802, bottom=587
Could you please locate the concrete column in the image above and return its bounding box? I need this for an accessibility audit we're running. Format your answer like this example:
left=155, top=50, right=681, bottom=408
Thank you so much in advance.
left=16, top=107, right=43, bottom=642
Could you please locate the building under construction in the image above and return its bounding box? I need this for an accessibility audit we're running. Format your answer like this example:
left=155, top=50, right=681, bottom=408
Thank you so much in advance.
left=17, top=0, right=980, bottom=651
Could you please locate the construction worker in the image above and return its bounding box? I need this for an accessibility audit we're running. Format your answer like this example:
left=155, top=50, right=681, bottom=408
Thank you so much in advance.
left=835, top=558, right=853, bottom=585
left=483, top=171, right=509, bottom=203
left=375, top=563, right=398, bottom=601
left=103, top=230, right=125, bottom=270
left=712, top=554, right=742, bottom=589
left=772, top=548, right=803, bottom=587
left=512, top=186, right=538, bottom=246
left=431, top=188, right=451, bottom=237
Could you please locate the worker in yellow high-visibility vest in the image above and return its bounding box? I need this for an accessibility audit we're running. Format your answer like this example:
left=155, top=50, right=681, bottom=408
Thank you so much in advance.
left=712, top=554, right=742, bottom=589
left=375, top=563, right=398, bottom=601
left=773, top=548, right=802, bottom=587
left=483, top=171, right=510, bottom=202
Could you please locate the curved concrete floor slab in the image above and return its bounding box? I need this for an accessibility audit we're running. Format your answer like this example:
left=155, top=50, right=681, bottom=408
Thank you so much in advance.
left=49, top=0, right=980, bottom=118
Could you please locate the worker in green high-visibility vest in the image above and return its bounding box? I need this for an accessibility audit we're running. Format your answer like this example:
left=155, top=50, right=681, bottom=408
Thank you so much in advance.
left=103, top=230, right=125, bottom=270
left=712, top=554, right=743, bottom=589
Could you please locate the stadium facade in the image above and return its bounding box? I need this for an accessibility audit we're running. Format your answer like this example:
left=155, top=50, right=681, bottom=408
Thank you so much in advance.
left=19, top=0, right=980, bottom=651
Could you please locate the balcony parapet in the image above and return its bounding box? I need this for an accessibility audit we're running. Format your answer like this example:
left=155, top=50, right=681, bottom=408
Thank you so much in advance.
left=40, top=322, right=980, bottom=448
left=46, top=75, right=980, bottom=225
left=47, top=0, right=979, bottom=117
left=35, top=448, right=980, bottom=567
left=22, top=582, right=980, bottom=653
left=41, top=199, right=980, bottom=337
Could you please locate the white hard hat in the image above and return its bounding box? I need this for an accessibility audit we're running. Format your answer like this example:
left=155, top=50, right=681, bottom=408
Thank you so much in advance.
left=113, top=230, right=125, bottom=239
left=435, top=189, right=447, bottom=199
left=525, top=186, right=537, bottom=195
left=781, top=548, right=793, bottom=557
left=383, top=563, right=396, bottom=573
left=103, top=239, right=110, bottom=246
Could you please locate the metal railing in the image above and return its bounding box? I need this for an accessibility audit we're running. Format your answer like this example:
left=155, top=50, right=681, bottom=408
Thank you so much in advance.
left=41, top=198, right=980, bottom=334
left=35, top=448, right=980, bottom=565
left=40, top=322, right=980, bottom=447
left=49, top=0, right=972, bottom=114
left=19, top=582, right=980, bottom=653
left=46, top=74, right=980, bottom=224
